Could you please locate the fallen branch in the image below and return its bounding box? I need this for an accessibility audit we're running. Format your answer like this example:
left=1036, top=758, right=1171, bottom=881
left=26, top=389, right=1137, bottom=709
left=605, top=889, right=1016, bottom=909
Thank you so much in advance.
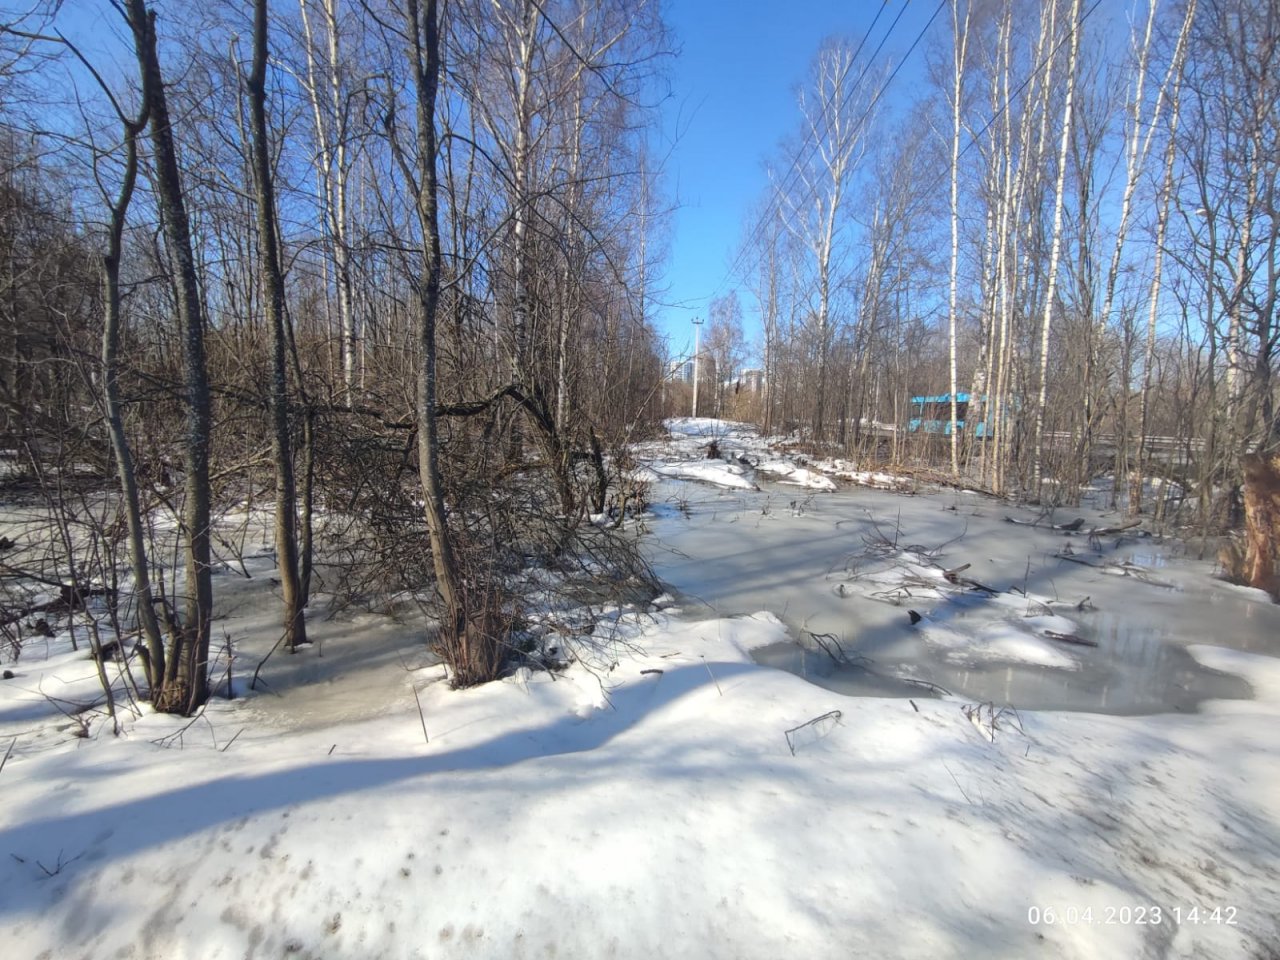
left=784, top=709, right=843, bottom=756
left=1055, top=552, right=1100, bottom=568
left=1004, top=515, right=1085, bottom=533
left=1054, top=553, right=1176, bottom=588
left=956, top=574, right=999, bottom=594
left=1043, top=630, right=1098, bottom=648
left=1085, top=520, right=1143, bottom=536
left=901, top=676, right=951, bottom=696
left=807, top=630, right=855, bottom=665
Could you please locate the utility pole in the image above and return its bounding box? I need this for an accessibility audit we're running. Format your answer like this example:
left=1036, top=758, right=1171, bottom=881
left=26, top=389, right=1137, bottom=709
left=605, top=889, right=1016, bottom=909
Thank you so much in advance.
left=692, top=316, right=703, bottom=418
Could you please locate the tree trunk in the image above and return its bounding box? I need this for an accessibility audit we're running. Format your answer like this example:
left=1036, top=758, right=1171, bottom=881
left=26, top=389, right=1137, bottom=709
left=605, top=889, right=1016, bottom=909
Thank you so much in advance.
left=125, top=0, right=214, bottom=714
left=100, top=99, right=169, bottom=695
left=1239, top=452, right=1280, bottom=598
left=407, top=0, right=498, bottom=685
left=298, top=0, right=357, bottom=407
left=1032, top=0, right=1082, bottom=495
left=246, top=0, right=308, bottom=652
left=947, top=0, right=971, bottom=476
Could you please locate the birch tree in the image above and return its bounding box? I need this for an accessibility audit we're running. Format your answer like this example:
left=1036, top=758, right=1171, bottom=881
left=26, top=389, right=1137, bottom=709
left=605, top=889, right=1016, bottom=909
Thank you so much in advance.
left=947, top=0, right=973, bottom=475
left=1134, top=0, right=1198, bottom=515
left=779, top=40, right=876, bottom=443
left=1031, top=0, right=1083, bottom=493
left=297, top=0, right=360, bottom=405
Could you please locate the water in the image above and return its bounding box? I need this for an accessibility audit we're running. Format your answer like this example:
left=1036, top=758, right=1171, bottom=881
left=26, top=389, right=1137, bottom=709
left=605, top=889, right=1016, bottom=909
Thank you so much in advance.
left=644, top=479, right=1275, bottom=715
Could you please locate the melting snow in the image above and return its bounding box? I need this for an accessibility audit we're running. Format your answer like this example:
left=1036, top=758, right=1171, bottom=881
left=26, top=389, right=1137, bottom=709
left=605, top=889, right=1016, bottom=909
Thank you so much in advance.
left=2, top=419, right=1278, bottom=959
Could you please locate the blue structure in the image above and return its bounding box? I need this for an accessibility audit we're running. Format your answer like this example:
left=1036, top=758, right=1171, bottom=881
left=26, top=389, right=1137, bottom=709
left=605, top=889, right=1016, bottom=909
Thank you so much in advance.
left=907, top=393, right=995, bottom=437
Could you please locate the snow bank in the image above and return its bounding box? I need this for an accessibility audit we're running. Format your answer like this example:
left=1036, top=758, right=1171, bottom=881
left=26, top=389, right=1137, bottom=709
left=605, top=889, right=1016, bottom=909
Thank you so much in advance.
left=810, top=458, right=912, bottom=490
left=753, top=458, right=837, bottom=491
left=927, top=620, right=1079, bottom=669
left=4, top=602, right=1277, bottom=959
left=645, top=459, right=758, bottom=490
left=3, top=583, right=1280, bottom=960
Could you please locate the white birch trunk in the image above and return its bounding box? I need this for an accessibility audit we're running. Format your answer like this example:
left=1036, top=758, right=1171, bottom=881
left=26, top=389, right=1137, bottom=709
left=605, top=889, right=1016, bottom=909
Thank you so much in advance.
left=1032, top=0, right=1083, bottom=493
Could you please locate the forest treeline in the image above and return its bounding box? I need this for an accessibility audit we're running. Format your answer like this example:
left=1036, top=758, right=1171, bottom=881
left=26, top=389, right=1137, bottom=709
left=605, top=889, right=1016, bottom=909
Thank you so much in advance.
left=712, top=0, right=1276, bottom=552
left=0, top=0, right=668, bottom=713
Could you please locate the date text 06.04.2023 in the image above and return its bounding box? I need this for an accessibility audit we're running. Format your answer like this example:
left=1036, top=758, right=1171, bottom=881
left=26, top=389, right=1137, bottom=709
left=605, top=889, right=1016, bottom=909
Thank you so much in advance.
left=1027, top=905, right=1238, bottom=926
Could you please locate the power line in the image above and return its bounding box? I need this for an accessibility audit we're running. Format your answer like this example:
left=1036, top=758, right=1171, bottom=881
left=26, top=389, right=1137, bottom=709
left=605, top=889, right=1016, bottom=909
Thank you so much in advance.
left=706, top=0, right=1103, bottom=328
left=706, top=0, right=942, bottom=311
left=713, top=2, right=908, bottom=300
left=735, top=0, right=894, bottom=264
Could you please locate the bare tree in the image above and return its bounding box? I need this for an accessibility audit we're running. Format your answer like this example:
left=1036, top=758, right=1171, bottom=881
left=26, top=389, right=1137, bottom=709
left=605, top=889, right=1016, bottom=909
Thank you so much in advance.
left=244, top=0, right=308, bottom=651
left=124, top=0, right=215, bottom=713
left=297, top=0, right=360, bottom=406
left=405, top=0, right=499, bottom=685
left=94, top=52, right=170, bottom=696
left=705, top=292, right=746, bottom=418
left=1030, top=0, right=1083, bottom=494
left=777, top=40, right=878, bottom=443
left=946, top=0, right=973, bottom=475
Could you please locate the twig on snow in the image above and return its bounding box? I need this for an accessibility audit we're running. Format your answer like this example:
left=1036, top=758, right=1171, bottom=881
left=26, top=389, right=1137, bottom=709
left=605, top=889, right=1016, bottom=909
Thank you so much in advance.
left=410, top=679, right=430, bottom=744
left=784, top=709, right=843, bottom=756
left=943, top=762, right=973, bottom=804
left=700, top=655, right=722, bottom=696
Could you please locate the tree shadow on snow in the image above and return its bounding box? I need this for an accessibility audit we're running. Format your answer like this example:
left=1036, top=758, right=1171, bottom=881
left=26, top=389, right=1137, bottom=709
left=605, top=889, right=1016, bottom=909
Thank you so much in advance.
left=0, top=659, right=758, bottom=915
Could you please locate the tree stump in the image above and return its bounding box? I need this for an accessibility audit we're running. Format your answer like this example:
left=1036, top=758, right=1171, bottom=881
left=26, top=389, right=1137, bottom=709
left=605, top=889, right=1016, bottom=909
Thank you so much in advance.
left=1241, top=452, right=1280, bottom=598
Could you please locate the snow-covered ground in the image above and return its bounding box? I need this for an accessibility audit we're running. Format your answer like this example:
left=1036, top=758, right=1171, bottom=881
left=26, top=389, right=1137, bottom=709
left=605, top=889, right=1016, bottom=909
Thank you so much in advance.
left=2, top=419, right=1278, bottom=959
left=634, top=418, right=838, bottom=491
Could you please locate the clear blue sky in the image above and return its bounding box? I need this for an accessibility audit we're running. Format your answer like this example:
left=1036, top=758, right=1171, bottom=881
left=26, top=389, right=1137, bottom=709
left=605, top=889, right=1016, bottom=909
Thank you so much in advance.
left=653, top=0, right=943, bottom=361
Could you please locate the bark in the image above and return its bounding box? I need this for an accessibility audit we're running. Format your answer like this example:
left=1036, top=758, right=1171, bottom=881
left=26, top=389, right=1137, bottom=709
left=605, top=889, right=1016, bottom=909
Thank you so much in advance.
left=298, top=0, right=357, bottom=406
left=1136, top=0, right=1197, bottom=516
left=407, top=0, right=498, bottom=684
left=1032, top=0, right=1083, bottom=494
left=100, top=98, right=169, bottom=694
left=125, top=0, right=214, bottom=714
left=1239, top=452, right=1280, bottom=598
left=246, top=0, right=308, bottom=651
left=947, top=0, right=971, bottom=476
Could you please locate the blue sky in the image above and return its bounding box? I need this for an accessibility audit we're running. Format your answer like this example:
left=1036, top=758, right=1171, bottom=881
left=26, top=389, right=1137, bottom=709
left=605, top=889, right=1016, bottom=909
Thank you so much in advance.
left=652, top=0, right=943, bottom=360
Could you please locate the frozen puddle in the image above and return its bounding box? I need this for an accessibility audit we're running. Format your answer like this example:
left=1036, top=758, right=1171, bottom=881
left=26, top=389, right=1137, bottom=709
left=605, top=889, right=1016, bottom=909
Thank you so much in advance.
left=645, top=479, right=1274, bottom=715
left=748, top=610, right=1252, bottom=714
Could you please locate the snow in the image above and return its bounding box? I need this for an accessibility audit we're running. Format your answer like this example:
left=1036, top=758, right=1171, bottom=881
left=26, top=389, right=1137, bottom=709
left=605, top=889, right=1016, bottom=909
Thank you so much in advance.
left=638, top=420, right=884, bottom=494
left=1078, top=473, right=1188, bottom=517
left=920, top=617, right=1081, bottom=670
left=810, top=457, right=914, bottom=490
left=643, top=458, right=758, bottom=490
left=2, top=418, right=1279, bottom=959
left=5, top=602, right=1279, bottom=958
left=753, top=458, right=838, bottom=491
